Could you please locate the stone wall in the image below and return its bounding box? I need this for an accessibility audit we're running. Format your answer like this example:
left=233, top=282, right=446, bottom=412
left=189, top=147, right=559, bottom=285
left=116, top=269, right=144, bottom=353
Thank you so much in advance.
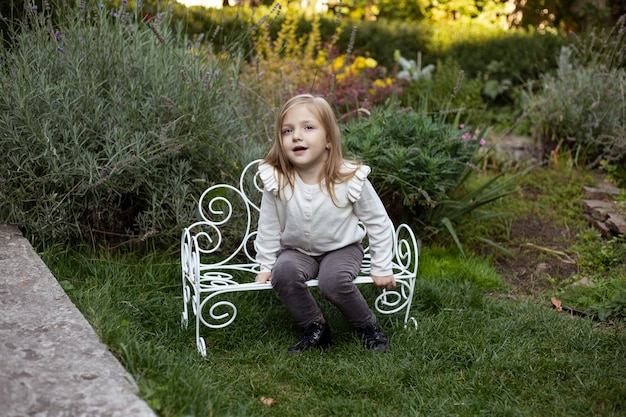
left=582, top=184, right=626, bottom=238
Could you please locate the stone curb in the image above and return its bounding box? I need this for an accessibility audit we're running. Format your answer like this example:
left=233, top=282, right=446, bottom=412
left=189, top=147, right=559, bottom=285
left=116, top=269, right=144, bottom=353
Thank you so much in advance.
left=582, top=185, right=626, bottom=237
left=0, top=224, right=156, bottom=417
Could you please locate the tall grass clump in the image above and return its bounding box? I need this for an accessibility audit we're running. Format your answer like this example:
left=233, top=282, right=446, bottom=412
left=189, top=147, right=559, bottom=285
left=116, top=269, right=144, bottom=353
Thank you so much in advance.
left=0, top=0, right=267, bottom=249
left=521, top=15, right=626, bottom=170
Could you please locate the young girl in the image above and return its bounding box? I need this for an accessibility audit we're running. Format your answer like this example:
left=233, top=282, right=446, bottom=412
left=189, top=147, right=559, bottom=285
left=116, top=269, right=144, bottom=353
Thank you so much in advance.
left=254, top=94, right=396, bottom=353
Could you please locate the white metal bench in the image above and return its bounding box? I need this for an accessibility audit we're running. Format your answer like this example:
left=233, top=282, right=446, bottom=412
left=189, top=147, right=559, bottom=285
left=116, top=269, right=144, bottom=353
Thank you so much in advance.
left=180, top=160, right=420, bottom=356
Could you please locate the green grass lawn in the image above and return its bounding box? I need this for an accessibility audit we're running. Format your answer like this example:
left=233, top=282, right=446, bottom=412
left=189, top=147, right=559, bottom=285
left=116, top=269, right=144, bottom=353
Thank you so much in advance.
left=44, top=246, right=626, bottom=417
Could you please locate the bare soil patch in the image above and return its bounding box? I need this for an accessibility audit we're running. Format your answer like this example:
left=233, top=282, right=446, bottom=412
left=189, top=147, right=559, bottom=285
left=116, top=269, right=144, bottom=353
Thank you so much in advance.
left=485, top=135, right=583, bottom=296
left=493, top=210, right=580, bottom=296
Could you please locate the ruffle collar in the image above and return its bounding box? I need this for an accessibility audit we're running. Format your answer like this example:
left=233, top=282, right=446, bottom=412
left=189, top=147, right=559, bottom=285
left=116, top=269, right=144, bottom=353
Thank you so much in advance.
left=345, top=163, right=371, bottom=203
left=257, top=162, right=279, bottom=195
left=257, top=161, right=371, bottom=201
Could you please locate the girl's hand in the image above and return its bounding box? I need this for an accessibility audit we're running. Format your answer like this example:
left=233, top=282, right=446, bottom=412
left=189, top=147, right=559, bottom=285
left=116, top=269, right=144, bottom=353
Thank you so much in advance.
left=255, top=271, right=272, bottom=284
left=371, top=275, right=396, bottom=290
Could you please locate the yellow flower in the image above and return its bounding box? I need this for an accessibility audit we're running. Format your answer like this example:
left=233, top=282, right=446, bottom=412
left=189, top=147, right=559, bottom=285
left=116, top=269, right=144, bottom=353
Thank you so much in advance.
left=373, top=79, right=387, bottom=88
left=332, top=55, right=346, bottom=71
left=353, top=56, right=367, bottom=70
left=372, top=77, right=394, bottom=90
left=365, top=57, right=377, bottom=68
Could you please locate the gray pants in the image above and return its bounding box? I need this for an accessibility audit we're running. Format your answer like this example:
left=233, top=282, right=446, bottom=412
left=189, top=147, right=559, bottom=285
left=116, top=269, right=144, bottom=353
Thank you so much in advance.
left=271, top=242, right=376, bottom=329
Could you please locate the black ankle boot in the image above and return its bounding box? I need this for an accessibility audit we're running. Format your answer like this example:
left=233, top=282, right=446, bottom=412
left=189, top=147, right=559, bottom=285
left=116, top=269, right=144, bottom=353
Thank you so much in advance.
left=356, top=323, right=389, bottom=352
left=288, top=322, right=333, bottom=354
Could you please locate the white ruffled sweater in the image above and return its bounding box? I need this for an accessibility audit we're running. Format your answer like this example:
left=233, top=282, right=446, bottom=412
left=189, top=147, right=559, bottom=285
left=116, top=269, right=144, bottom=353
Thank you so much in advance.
left=254, top=162, right=394, bottom=276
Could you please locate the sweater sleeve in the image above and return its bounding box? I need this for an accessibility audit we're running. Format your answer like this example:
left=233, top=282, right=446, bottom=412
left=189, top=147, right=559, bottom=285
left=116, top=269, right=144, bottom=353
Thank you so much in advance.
left=255, top=188, right=282, bottom=273
left=254, top=166, right=282, bottom=273
left=352, top=178, right=394, bottom=277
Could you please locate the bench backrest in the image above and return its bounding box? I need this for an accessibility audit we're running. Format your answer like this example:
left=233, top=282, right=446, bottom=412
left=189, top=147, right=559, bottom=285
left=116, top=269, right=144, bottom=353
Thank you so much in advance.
left=186, top=159, right=375, bottom=272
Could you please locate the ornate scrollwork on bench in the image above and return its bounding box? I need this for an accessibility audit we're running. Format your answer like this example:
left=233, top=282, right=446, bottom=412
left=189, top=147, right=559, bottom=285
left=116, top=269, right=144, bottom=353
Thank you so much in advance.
left=181, top=160, right=420, bottom=356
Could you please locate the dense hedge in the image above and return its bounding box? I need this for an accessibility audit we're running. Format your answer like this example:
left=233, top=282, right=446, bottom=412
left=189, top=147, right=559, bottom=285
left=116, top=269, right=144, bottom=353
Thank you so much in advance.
left=169, top=5, right=569, bottom=89
left=0, top=1, right=512, bottom=250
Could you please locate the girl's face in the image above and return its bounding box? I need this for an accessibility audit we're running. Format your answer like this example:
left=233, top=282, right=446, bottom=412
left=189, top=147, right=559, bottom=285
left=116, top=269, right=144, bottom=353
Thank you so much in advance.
left=280, top=104, right=329, bottom=178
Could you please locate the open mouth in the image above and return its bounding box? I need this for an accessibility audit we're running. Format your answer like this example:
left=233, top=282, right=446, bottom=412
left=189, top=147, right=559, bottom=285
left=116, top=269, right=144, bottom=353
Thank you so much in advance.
left=293, top=146, right=308, bottom=154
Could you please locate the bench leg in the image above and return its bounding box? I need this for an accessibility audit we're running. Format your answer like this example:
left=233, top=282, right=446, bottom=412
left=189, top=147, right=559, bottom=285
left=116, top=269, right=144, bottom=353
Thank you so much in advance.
left=373, top=278, right=417, bottom=328
left=196, top=310, right=208, bottom=357
left=181, top=283, right=190, bottom=328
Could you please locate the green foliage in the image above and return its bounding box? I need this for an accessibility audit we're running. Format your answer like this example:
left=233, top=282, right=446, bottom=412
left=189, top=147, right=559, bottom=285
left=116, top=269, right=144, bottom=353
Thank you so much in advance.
left=571, top=233, right=626, bottom=322
left=335, top=17, right=433, bottom=69
left=0, top=1, right=267, bottom=249
left=342, top=105, right=482, bottom=215
left=594, top=295, right=626, bottom=321
left=342, top=104, right=520, bottom=253
left=512, top=0, right=622, bottom=31
left=159, top=4, right=569, bottom=135
left=578, top=234, right=626, bottom=274
left=161, top=2, right=567, bottom=84
left=337, top=0, right=620, bottom=31
left=567, top=14, right=626, bottom=71
left=439, top=23, right=567, bottom=86
left=454, top=161, right=626, bottom=323
left=240, top=7, right=398, bottom=115
left=373, top=0, right=428, bottom=21
left=395, top=54, right=486, bottom=127
left=241, top=6, right=324, bottom=108
left=600, top=160, right=626, bottom=188
left=560, top=230, right=626, bottom=321
left=521, top=17, right=626, bottom=168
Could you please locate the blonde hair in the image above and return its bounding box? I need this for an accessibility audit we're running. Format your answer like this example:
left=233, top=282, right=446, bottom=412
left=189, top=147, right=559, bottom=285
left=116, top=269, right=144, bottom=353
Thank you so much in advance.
left=263, top=94, right=359, bottom=203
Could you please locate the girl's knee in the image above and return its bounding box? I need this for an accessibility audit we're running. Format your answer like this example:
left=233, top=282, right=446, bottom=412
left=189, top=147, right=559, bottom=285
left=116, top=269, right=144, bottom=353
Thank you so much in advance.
left=271, top=262, right=307, bottom=291
left=272, top=261, right=299, bottom=281
left=318, top=273, right=352, bottom=299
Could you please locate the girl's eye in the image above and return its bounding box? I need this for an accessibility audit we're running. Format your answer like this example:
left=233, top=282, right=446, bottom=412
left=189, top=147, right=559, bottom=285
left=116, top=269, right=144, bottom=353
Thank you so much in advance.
left=305, top=125, right=314, bottom=130
left=282, top=128, right=293, bottom=135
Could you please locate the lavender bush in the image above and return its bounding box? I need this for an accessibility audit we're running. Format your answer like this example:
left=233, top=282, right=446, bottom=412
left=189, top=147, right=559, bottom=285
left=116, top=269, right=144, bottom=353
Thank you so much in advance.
left=522, top=15, right=626, bottom=170
left=0, top=0, right=267, bottom=248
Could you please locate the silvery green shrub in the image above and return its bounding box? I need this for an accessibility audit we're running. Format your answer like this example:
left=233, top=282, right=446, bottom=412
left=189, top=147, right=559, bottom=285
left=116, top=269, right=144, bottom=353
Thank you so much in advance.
left=0, top=1, right=266, bottom=249
left=522, top=16, right=626, bottom=168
